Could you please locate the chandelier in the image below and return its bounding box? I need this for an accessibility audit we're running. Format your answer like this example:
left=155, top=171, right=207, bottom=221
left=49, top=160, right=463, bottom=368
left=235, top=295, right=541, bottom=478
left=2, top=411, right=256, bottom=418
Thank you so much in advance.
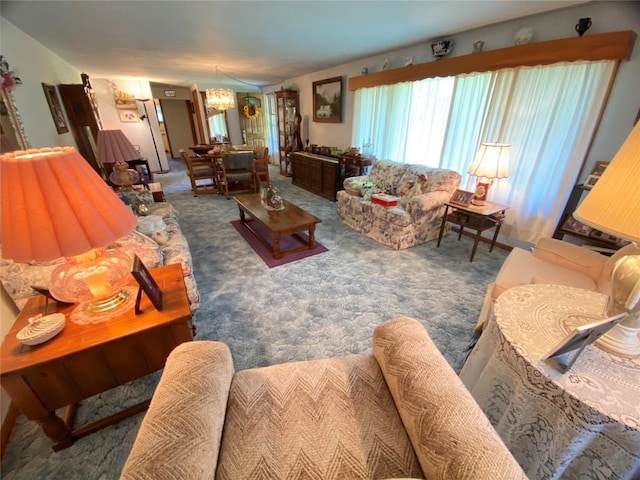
left=206, top=66, right=235, bottom=111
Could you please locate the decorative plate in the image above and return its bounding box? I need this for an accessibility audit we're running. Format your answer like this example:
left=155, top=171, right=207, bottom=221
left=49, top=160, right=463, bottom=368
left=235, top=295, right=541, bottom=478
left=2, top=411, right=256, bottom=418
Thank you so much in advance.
left=17, top=313, right=65, bottom=346
left=514, top=26, right=533, bottom=45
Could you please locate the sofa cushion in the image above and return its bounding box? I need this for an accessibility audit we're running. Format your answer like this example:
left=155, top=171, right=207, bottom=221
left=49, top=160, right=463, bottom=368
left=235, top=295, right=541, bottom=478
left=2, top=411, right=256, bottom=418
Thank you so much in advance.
left=216, top=354, right=423, bottom=480
left=533, top=237, right=606, bottom=281
left=494, top=247, right=598, bottom=299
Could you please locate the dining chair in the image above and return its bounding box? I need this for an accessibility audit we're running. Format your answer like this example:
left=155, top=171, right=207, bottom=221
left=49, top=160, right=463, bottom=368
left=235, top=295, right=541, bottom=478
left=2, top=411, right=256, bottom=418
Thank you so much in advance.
left=253, top=146, right=270, bottom=187
left=218, top=151, right=257, bottom=199
left=179, top=149, right=217, bottom=196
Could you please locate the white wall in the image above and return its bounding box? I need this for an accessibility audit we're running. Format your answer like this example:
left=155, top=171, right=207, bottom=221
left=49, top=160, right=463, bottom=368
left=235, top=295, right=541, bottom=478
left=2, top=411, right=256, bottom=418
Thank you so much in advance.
left=263, top=1, right=640, bottom=180
left=0, top=18, right=80, bottom=148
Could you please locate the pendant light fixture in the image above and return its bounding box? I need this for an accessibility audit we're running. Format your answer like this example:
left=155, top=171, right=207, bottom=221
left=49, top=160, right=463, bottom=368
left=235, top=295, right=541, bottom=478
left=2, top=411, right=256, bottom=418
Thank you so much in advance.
left=206, top=66, right=235, bottom=111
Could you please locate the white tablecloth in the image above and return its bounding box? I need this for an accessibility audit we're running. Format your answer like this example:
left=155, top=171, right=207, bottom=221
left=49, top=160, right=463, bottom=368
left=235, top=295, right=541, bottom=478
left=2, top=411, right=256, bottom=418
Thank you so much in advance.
left=459, top=284, right=640, bottom=479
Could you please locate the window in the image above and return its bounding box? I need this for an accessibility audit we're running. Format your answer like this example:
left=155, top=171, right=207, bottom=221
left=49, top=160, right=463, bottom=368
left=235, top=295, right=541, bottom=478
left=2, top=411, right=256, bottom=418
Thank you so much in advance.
left=352, top=60, right=615, bottom=243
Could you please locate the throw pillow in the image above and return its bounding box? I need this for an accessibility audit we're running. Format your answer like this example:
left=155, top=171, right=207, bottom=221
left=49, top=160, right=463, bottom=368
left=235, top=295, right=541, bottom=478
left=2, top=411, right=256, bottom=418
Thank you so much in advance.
left=401, top=173, right=428, bottom=208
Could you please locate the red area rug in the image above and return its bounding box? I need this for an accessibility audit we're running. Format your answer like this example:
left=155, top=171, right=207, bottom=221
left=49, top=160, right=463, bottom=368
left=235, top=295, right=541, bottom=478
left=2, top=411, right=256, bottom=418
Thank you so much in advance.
left=231, top=220, right=328, bottom=268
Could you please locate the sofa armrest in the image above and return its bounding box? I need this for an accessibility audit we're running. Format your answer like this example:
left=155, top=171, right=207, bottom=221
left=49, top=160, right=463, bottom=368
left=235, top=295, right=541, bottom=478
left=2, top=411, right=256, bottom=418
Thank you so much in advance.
left=373, top=317, right=526, bottom=480
left=533, top=237, right=607, bottom=281
left=121, top=341, right=235, bottom=480
left=403, top=190, right=450, bottom=216
left=343, top=175, right=370, bottom=196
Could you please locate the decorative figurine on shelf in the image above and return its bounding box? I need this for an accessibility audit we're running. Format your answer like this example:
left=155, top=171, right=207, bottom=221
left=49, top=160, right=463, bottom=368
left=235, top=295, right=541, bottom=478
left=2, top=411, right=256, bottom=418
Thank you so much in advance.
left=431, top=40, right=454, bottom=60
left=575, top=17, right=592, bottom=36
left=472, top=41, right=485, bottom=53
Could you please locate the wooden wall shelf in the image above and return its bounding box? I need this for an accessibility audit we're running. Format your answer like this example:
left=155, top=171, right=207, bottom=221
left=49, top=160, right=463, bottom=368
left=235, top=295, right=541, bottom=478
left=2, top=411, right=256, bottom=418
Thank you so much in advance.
left=348, top=30, right=636, bottom=91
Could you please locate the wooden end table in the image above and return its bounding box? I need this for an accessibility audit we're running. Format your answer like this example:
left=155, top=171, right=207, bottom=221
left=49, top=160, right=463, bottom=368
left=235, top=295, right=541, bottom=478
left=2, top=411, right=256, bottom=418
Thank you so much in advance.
left=437, top=201, right=509, bottom=262
left=0, top=263, right=193, bottom=451
left=234, top=193, right=321, bottom=260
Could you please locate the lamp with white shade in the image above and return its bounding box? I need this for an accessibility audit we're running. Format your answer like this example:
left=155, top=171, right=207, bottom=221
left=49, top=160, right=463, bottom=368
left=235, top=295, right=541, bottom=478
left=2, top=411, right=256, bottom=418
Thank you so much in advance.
left=574, top=121, right=640, bottom=357
left=467, top=143, right=511, bottom=205
left=0, top=147, right=137, bottom=324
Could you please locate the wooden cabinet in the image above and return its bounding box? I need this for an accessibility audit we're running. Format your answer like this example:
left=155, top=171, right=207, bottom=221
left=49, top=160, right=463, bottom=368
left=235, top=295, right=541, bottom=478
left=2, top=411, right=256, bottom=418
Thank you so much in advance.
left=291, top=152, right=340, bottom=201
left=275, top=90, right=299, bottom=177
left=553, top=183, right=625, bottom=252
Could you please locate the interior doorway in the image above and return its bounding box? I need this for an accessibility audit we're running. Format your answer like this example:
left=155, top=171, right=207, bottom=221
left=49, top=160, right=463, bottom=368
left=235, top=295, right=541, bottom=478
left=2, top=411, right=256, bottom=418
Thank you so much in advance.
left=158, top=99, right=197, bottom=159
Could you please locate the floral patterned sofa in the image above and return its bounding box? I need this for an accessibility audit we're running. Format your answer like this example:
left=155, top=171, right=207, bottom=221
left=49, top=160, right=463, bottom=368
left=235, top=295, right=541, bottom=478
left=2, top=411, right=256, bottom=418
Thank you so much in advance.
left=336, top=160, right=461, bottom=249
left=0, top=191, right=200, bottom=312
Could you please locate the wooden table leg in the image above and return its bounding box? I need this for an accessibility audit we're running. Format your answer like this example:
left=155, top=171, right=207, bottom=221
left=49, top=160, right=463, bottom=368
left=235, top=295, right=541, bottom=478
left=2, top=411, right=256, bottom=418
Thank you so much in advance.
left=273, top=233, right=282, bottom=259
left=470, top=229, right=482, bottom=262
left=36, top=412, right=73, bottom=451
left=490, top=223, right=502, bottom=253
left=308, top=224, right=316, bottom=249
left=437, top=205, right=450, bottom=248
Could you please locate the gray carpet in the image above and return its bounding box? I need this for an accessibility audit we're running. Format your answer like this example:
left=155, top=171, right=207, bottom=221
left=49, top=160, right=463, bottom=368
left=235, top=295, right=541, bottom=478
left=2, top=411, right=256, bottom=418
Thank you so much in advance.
left=1, top=158, right=508, bottom=479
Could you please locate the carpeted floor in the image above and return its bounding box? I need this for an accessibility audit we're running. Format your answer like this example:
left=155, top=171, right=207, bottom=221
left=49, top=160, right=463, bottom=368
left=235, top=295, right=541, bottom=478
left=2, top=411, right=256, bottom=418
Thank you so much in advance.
left=1, top=158, right=509, bottom=479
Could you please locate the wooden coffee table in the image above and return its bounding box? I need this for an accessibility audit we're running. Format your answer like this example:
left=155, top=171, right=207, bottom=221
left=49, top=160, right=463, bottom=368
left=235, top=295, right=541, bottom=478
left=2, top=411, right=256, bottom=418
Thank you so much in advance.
left=234, top=194, right=321, bottom=259
left=0, top=263, right=193, bottom=451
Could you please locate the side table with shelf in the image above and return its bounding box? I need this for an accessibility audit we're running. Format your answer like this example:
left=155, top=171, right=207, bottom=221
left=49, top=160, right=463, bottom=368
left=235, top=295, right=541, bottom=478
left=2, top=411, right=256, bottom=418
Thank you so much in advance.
left=437, top=201, right=509, bottom=262
left=553, top=183, right=625, bottom=252
left=0, top=263, right=193, bottom=451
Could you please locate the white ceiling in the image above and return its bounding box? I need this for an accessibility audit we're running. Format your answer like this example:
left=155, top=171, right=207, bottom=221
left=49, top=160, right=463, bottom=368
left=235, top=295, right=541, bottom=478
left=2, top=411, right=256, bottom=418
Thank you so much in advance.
left=2, top=0, right=588, bottom=90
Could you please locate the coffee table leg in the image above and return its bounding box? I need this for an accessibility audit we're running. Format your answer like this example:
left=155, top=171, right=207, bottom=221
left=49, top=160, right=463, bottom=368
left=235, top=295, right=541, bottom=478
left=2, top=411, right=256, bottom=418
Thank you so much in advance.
left=274, top=233, right=282, bottom=259
left=309, top=224, right=316, bottom=250
left=239, top=207, right=246, bottom=225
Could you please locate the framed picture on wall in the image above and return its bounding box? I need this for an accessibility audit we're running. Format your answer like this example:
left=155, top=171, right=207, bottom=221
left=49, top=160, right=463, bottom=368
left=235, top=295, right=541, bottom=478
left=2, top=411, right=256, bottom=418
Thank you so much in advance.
left=313, top=76, right=342, bottom=123
left=41, top=83, right=69, bottom=134
left=118, top=110, right=139, bottom=123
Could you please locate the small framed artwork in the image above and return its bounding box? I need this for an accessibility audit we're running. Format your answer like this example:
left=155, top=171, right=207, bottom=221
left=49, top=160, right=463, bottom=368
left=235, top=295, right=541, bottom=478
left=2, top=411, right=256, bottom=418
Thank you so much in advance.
left=561, top=215, right=592, bottom=237
left=41, top=83, right=69, bottom=134
left=589, top=229, right=619, bottom=244
left=588, top=161, right=609, bottom=178
left=584, top=174, right=599, bottom=189
left=131, top=254, right=163, bottom=313
left=449, top=189, right=475, bottom=206
left=313, top=76, right=342, bottom=123
left=119, top=110, right=139, bottom=123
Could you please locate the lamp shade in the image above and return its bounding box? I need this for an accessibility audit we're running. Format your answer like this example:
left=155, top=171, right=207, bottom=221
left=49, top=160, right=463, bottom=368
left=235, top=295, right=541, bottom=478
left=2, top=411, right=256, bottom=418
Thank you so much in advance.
left=0, top=147, right=137, bottom=263
left=468, top=143, right=511, bottom=179
left=574, top=121, right=640, bottom=243
left=97, top=129, right=140, bottom=165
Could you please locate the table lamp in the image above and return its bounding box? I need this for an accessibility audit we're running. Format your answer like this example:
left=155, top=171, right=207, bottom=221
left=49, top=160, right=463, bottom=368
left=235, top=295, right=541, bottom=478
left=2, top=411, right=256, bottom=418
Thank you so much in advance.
left=574, top=121, right=640, bottom=357
left=467, top=143, right=510, bottom=205
left=0, top=147, right=137, bottom=323
left=97, top=129, right=141, bottom=184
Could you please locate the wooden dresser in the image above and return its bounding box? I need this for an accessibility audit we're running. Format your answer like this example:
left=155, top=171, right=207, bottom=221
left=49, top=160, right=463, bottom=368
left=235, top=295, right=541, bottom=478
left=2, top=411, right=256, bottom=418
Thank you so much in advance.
left=290, top=152, right=340, bottom=201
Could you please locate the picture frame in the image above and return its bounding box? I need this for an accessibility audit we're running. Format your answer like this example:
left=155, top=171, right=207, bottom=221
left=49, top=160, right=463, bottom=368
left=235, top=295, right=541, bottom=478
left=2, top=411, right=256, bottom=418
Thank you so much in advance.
left=313, top=76, right=342, bottom=123
left=542, top=313, right=627, bottom=371
left=41, top=83, right=69, bottom=134
left=449, top=189, right=475, bottom=206
left=589, top=229, right=619, bottom=244
left=561, top=215, right=592, bottom=237
left=588, top=160, right=609, bottom=178
left=584, top=174, right=599, bottom=189
left=131, top=254, right=163, bottom=313
left=119, top=110, right=139, bottom=123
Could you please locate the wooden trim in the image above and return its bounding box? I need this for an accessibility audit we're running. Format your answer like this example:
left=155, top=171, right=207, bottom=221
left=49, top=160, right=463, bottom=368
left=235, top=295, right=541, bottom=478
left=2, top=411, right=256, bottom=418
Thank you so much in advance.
left=1, top=402, right=20, bottom=459
left=349, top=31, right=636, bottom=91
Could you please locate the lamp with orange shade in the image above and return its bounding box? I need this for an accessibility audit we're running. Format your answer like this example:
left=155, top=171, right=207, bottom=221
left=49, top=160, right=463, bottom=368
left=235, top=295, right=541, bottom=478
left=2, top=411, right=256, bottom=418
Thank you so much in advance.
left=0, top=147, right=137, bottom=324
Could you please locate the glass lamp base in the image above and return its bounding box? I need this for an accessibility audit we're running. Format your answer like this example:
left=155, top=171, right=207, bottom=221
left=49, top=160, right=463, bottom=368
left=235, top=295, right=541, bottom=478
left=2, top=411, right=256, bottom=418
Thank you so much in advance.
left=69, top=286, right=138, bottom=325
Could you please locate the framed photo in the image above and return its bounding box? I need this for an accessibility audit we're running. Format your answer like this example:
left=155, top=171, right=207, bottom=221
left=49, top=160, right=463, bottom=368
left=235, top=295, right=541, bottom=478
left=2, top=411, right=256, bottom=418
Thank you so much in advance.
left=131, top=254, right=163, bottom=312
left=313, top=76, right=342, bottom=123
left=41, top=83, right=69, bottom=134
left=449, top=189, right=474, bottom=206
left=561, top=215, right=592, bottom=237
left=119, top=110, right=139, bottom=123
left=584, top=174, right=599, bottom=189
left=542, top=313, right=627, bottom=370
left=589, top=229, right=620, bottom=244
left=588, top=161, right=609, bottom=178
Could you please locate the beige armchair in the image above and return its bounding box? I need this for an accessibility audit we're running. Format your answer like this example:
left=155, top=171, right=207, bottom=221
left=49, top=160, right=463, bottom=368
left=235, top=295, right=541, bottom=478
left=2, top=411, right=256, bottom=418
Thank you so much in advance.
left=475, top=238, right=640, bottom=332
left=121, top=317, right=525, bottom=480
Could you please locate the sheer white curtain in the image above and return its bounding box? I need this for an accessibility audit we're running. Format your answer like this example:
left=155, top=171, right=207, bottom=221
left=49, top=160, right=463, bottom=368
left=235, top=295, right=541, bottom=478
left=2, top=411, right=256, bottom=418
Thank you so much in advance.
left=465, top=61, right=615, bottom=242
left=351, top=60, right=615, bottom=243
